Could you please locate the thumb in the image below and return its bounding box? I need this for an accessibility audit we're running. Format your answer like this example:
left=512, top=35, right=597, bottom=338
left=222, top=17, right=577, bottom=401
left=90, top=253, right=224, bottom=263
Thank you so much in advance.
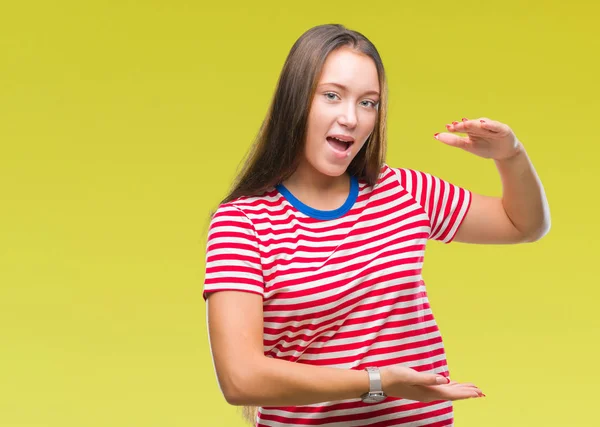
left=382, top=366, right=451, bottom=390
left=434, top=132, right=470, bottom=151
left=409, top=371, right=451, bottom=386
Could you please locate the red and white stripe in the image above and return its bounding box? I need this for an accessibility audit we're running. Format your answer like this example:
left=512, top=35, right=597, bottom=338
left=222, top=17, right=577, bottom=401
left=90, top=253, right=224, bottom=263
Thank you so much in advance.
left=204, top=164, right=471, bottom=426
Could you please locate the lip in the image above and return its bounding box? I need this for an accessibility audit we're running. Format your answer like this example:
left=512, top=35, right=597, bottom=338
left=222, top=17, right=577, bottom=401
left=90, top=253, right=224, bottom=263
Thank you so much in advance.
left=326, top=137, right=353, bottom=159
left=327, top=134, right=355, bottom=143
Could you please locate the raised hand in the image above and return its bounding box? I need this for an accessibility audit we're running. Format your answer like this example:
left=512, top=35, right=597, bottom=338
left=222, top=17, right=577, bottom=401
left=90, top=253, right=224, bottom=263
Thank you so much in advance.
left=434, top=117, right=523, bottom=161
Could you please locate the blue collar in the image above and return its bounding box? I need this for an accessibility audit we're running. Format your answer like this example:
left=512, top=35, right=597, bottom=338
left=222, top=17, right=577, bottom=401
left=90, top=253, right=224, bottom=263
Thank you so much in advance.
left=276, top=175, right=359, bottom=220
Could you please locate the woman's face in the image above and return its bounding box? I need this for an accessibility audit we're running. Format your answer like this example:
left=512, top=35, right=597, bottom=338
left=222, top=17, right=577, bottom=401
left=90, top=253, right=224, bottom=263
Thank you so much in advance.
left=302, top=46, right=380, bottom=178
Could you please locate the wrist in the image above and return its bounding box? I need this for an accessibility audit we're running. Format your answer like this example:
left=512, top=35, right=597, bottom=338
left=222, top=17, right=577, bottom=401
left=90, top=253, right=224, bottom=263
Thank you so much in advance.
left=379, top=366, right=390, bottom=394
left=494, top=140, right=525, bottom=163
left=361, top=366, right=387, bottom=404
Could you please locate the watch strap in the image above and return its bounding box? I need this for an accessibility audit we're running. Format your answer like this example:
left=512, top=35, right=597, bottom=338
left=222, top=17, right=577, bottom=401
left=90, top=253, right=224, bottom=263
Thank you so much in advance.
left=365, top=367, right=383, bottom=393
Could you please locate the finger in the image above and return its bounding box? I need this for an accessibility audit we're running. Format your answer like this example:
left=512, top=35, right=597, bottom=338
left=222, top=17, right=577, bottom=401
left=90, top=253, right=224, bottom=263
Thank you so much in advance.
left=431, top=381, right=482, bottom=392
left=461, top=386, right=484, bottom=396
left=437, top=381, right=478, bottom=389
left=440, top=386, right=485, bottom=400
left=434, top=132, right=470, bottom=150
left=418, top=384, right=485, bottom=400
left=408, top=371, right=451, bottom=386
left=392, top=366, right=451, bottom=386
left=458, top=382, right=478, bottom=388
left=447, top=118, right=491, bottom=135
left=479, top=117, right=511, bottom=134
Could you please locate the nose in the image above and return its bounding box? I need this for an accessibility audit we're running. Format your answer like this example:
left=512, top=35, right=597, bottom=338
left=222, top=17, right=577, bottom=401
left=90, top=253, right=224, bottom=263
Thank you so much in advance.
left=337, top=104, right=358, bottom=129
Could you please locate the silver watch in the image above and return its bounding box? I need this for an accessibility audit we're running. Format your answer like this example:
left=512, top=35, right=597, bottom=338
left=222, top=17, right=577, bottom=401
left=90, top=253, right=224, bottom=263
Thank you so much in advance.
left=360, top=367, right=387, bottom=404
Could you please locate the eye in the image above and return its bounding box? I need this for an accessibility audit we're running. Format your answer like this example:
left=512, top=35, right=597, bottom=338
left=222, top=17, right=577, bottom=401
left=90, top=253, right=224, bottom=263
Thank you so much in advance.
left=361, top=100, right=379, bottom=109
left=324, top=92, right=339, bottom=101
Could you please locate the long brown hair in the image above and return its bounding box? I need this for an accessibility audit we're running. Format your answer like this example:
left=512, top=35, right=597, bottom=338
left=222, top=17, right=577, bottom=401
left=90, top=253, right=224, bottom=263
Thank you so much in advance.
left=223, top=24, right=388, bottom=425
left=220, top=23, right=388, bottom=206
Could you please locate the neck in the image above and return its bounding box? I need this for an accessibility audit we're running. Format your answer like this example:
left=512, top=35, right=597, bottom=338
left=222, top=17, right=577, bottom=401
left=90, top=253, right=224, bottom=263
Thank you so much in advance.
left=283, top=161, right=349, bottom=194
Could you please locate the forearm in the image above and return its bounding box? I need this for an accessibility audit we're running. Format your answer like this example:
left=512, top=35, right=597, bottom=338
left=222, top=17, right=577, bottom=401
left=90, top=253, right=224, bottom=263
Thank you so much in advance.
left=494, top=143, right=551, bottom=241
left=223, top=354, right=369, bottom=406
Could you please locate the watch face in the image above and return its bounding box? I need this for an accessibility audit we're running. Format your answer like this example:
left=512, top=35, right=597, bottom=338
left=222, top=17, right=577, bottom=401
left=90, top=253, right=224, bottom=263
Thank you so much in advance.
left=363, top=393, right=386, bottom=404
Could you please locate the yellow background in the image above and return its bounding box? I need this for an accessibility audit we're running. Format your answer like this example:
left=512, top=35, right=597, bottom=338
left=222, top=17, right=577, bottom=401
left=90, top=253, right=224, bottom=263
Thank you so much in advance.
left=1, top=1, right=598, bottom=426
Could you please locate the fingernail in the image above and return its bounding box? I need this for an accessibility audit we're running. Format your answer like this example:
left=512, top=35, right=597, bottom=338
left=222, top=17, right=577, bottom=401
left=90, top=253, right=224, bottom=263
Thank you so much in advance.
left=445, top=124, right=451, bottom=129
left=435, top=376, right=449, bottom=384
left=434, top=133, right=440, bottom=139
left=462, top=117, right=468, bottom=121
left=452, top=121, right=459, bottom=125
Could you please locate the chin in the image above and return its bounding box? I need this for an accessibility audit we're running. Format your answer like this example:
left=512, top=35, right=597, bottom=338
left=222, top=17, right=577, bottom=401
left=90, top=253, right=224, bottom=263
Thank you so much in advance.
left=313, top=160, right=348, bottom=177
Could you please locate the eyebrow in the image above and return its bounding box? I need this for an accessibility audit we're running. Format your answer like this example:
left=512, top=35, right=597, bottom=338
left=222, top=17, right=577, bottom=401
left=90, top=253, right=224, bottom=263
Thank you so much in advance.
left=319, top=82, right=380, bottom=97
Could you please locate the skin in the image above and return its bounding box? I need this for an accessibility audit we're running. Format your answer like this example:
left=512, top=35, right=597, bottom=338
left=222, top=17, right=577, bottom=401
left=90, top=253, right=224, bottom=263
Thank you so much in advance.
left=207, top=46, right=551, bottom=407
left=438, top=118, right=551, bottom=243
left=281, top=46, right=379, bottom=211
left=284, top=46, right=551, bottom=244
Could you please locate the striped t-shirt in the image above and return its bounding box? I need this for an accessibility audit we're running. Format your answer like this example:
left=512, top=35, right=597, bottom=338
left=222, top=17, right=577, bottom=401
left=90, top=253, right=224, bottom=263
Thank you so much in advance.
left=203, top=164, right=472, bottom=426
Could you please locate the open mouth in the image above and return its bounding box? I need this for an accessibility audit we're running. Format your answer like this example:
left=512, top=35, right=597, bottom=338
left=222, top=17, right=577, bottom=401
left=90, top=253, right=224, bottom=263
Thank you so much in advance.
left=326, top=136, right=353, bottom=152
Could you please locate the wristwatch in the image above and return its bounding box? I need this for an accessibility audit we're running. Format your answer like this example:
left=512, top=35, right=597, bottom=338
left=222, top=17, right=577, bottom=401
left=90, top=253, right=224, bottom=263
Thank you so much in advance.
left=360, top=367, right=387, bottom=404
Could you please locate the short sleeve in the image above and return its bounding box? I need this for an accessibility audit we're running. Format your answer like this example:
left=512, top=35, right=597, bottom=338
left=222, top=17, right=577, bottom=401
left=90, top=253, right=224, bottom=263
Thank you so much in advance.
left=393, top=167, right=472, bottom=244
left=202, top=205, right=264, bottom=300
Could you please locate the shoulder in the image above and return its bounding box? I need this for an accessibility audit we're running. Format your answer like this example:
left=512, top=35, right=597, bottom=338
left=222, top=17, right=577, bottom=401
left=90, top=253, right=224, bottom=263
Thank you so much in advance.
left=211, top=187, right=285, bottom=229
left=216, top=187, right=277, bottom=213
left=375, top=164, right=427, bottom=190
left=371, top=163, right=402, bottom=185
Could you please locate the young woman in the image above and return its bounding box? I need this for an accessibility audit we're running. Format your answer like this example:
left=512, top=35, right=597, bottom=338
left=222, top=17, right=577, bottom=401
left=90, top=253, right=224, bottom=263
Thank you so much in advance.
left=203, top=24, right=550, bottom=427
